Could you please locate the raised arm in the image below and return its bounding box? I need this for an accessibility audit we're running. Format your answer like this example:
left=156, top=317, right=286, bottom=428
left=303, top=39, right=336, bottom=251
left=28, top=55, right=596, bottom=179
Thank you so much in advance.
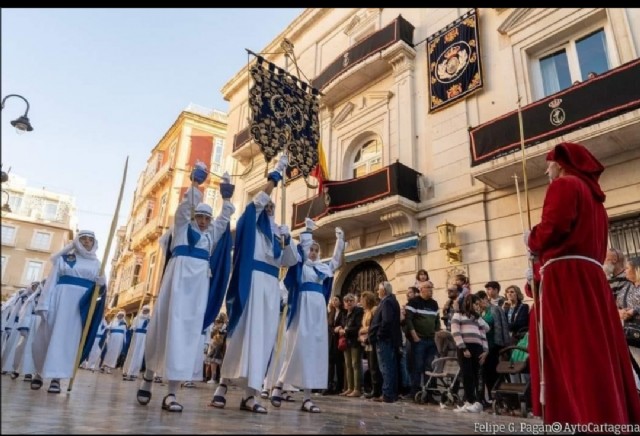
left=209, top=172, right=236, bottom=246
left=329, top=227, right=346, bottom=273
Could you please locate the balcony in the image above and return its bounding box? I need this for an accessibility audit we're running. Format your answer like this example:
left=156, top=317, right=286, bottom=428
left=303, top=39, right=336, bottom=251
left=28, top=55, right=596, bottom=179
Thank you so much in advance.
left=232, top=15, right=416, bottom=159
left=469, top=58, right=640, bottom=188
left=291, top=161, right=421, bottom=240
left=130, top=215, right=163, bottom=251
left=116, top=282, right=146, bottom=308
left=137, top=162, right=172, bottom=207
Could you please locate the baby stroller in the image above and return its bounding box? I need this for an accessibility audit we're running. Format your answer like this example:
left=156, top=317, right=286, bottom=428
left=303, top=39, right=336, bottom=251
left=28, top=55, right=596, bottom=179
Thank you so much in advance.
left=491, top=333, right=530, bottom=417
left=414, top=348, right=464, bottom=407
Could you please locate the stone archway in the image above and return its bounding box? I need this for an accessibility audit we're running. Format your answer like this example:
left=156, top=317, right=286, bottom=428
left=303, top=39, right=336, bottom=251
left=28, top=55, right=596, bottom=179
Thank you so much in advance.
left=340, top=260, right=387, bottom=301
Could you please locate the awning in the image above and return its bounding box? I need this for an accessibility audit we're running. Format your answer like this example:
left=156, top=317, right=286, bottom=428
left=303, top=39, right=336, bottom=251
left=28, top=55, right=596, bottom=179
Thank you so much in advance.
left=344, top=235, right=419, bottom=263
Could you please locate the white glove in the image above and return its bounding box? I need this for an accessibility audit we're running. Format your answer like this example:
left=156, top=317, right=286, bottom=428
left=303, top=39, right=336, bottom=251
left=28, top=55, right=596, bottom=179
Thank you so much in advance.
left=523, top=230, right=531, bottom=249
left=279, top=225, right=290, bottom=238
left=305, top=217, right=317, bottom=232
left=525, top=267, right=533, bottom=283
left=274, top=154, right=289, bottom=174
left=96, top=275, right=106, bottom=287
left=335, top=227, right=344, bottom=239
left=221, top=171, right=231, bottom=185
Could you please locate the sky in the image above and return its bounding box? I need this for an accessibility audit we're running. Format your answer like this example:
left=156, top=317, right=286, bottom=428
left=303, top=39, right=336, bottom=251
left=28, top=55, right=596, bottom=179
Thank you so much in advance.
left=1, top=8, right=304, bottom=273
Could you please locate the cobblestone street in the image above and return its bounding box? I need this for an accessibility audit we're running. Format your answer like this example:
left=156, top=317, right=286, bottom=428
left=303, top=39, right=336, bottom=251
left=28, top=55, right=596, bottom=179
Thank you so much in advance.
left=1, top=369, right=538, bottom=434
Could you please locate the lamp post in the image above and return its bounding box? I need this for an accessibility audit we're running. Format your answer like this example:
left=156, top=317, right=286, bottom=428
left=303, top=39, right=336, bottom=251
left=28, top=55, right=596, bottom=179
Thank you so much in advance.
left=1, top=94, right=34, bottom=184
left=436, top=220, right=462, bottom=264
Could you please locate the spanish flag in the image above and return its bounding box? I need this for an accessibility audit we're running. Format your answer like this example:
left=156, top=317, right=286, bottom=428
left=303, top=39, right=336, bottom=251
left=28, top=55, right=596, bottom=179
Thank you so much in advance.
left=310, top=140, right=329, bottom=195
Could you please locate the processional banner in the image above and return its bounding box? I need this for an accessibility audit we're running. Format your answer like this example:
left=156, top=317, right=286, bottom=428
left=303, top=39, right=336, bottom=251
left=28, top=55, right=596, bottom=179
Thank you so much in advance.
left=249, top=55, right=320, bottom=178
left=426, top=8, right=483, bottom=113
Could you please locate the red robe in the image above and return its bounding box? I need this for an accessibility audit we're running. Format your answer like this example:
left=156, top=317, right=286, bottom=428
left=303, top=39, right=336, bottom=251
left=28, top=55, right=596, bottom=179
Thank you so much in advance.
left=528, top=175, right=640, bottom=425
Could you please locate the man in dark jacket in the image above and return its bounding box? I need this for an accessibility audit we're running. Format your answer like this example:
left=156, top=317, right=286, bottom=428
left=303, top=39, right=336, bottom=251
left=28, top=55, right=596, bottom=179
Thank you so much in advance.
left=369, top=281, right=402, bottom=403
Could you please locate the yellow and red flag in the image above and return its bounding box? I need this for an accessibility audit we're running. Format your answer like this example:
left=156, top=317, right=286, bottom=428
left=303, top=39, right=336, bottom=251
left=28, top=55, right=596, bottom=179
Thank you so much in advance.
left=310, top=141, right=329, bottom=195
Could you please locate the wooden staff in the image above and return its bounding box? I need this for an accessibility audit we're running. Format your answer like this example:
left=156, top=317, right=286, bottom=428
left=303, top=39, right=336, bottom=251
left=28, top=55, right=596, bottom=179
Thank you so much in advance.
left=68, top=156, right=129, bottom=392
left=517, top=96, right=545, bottom=421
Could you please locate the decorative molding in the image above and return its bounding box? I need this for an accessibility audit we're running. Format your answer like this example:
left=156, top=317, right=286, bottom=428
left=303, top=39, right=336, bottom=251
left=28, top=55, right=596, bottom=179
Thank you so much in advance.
left=345, top=234, right=365, bottom=252
left=381, top=40, right=416, bottom=76
left=380, top=210, right=418, bottom=238
left=497, top=8, right=535, bottom=35
left=333, top=102, right=356, bottom=127
left=446, top=264, right=469, bottom=284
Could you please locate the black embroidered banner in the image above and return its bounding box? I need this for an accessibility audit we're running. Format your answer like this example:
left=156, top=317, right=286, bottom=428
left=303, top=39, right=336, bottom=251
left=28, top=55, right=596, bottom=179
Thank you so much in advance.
left=248, top=55, right=320, bottom=178
left=426, top=8, right=483, bottom=113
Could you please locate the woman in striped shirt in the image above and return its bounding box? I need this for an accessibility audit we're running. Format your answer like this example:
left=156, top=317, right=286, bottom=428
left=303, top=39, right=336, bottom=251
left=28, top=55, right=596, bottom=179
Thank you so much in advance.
left=450, top=293, right=489, bottom=413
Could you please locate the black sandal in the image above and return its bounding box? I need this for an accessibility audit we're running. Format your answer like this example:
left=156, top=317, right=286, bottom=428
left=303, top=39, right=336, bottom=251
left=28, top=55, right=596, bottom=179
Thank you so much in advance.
left=9, top=371, right=19, bottom=380
left=136, top=376, right=153, bottom=406
left=283, top=394, right=296, bottom=402
left=30, top=376, right=43, bottom=390
left=240, top=396, right=267, bottom=414
left=161, top=394, right=183, bottom=413
left=209, top=383, right=227, bottom=408
left=301, top=399, right=321, bottom=413
left=270, top=386, right=283, bottom=407
left=47, top=379, right=61, bottom=394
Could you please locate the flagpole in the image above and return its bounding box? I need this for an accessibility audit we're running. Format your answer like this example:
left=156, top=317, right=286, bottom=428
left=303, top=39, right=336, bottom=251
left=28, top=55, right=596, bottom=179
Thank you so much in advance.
left=517, top=95, right=545, bottom=422
left=68, top=156, right=129, bottom=392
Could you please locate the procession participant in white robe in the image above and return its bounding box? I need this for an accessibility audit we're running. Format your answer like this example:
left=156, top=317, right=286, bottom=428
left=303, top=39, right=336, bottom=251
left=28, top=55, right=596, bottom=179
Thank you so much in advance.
left=271, top=220, right=345, bottom=413
left=183, top=323, right=212, bottom=388
left=211, top=154, right=298, bottom=414
left=101, top=310, right=128, bottom=373
left=261, top=281, right=297, bottom=399
left=82, top=317, right=107, bottom=371
left=122, top=305, right=150, bottom=380
left=3, top=283, right=40, bottom=377
left=136, top=163, right=235, bottom=413
left=6, top=282, right=42, bottom=380
left=2, top=288, right=29, bottom=358
left=30, top=230, right=106, bottom=393
left=13, top=281, right=44, bottom=382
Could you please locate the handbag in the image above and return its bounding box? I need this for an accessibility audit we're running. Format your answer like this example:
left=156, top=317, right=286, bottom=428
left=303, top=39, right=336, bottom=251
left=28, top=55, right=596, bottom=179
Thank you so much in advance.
left=338, top=336, right=348, bottom=352
left=624, top=323, right=640, bottom=348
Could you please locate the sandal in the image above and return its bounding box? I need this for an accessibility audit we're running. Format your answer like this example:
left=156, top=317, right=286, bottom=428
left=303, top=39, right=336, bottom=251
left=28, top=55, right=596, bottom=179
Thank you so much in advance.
left=209, top=383, right=227, bottom=408
left=283, top=394, right=296, bottom=402
left=270, top=386, right=283, bottom=407
left=260, top=389, right=269, bottom=399
left=136, top=376, right=153, bottom=406
left=301, top=399, right=321, bottom=413
left=161, top=394, right=183, bottom=413
left=240, top=396, right=267, bottom=414
left=47, top=379, right=61, bottom=394
left=30, top=376, right=43, bottom=390
left=10, top=371, right=19, bottom=380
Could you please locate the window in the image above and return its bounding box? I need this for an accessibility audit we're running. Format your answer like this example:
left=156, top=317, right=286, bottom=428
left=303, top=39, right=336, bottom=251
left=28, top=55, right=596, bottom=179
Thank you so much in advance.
left=1, top=225, right=17, bottom=245
left=43, top=201, right=58, bottom=221
left=212, top=138, right=224, bottom=174
left=206, top=188, right=219, bottom=213
left=24, top=260, right=44, bottom=283
left=537, top=28, right=610, bottom=97
left=158, top=193, right=168, bottom=224
left=31, top=231, right=52, bottom=251
left=8, top=193, right=22, bottom=213
left=1, top=255, right=7, bottom=278
left=352, top=139, right=382, bottom=178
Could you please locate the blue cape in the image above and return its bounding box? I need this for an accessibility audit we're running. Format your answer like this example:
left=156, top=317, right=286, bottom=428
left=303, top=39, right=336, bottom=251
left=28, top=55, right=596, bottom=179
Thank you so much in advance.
left=78, top=284, right=107, bottom=365
left=284, top=244, right=334, bottom=329
left=201, top=222, right=232, bottom=330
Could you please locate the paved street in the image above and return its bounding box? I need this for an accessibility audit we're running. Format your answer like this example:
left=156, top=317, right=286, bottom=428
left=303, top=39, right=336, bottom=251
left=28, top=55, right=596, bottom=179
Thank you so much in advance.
left=1, top=369, right=538, bottom=434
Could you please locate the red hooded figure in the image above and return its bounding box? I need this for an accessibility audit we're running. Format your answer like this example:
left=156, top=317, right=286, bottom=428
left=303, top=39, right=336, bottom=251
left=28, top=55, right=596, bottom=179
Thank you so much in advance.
left=527, top=142, right=640, bottom=425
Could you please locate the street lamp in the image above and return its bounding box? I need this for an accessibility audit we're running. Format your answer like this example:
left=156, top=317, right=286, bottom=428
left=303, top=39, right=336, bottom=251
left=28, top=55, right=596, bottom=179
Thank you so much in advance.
left=1, top=190, right=11, bottom=213
left=1, top=94, right=34, bottom=133
left=436, top=220, right=462, bottom=264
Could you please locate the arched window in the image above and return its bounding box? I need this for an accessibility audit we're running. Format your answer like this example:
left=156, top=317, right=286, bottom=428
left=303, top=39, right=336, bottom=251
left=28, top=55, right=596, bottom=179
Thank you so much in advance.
left=352, top=138, right=382, bottom=178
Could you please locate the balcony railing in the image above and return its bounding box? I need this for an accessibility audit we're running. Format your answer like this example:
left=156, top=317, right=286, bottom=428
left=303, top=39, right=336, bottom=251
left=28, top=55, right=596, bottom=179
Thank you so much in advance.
left=117, top=282, right=146, bottom=307
left=138, top=162, right=172, bottom=204
left=469, top=58, right=640, bottom=167
left=291, top=161, right=421, bottom=230
left=130, top=215, right=162, bottom=250
left=311, top=15, right=415, bottom=91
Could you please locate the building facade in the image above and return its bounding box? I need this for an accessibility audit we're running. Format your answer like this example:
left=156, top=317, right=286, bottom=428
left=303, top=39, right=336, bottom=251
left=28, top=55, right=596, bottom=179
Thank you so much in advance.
left=107, top=104, right=228, bottom=317
left=1, top=174, right=77, bottom=300
left=221, top=8, right=640, bottom=306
